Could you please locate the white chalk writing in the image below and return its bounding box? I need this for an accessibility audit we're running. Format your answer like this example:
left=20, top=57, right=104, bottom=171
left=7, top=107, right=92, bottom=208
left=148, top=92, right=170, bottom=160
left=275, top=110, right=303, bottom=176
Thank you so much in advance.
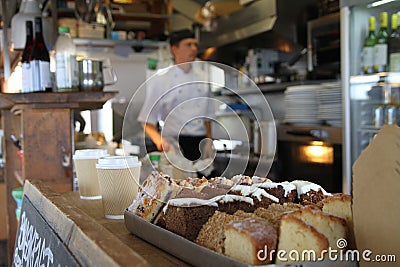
left=13, top=211, right=54, bottom=267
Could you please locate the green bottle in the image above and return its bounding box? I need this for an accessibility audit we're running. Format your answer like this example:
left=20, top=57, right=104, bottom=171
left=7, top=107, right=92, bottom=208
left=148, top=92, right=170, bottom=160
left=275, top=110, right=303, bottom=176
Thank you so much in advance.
left=388, top=13, right=400, bottom=72
left=362, top=16, right=376, bottom=74
left=374, top=12, right=389, bottom=73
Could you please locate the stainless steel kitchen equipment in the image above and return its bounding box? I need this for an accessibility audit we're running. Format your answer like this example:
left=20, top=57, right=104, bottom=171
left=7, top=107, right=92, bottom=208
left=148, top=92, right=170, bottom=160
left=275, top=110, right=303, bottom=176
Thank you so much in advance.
left=211, top=111, right=252, bottom=145
left=77, top=59, right=117, bottom=91
left=198, top=0, right=317, bottom=68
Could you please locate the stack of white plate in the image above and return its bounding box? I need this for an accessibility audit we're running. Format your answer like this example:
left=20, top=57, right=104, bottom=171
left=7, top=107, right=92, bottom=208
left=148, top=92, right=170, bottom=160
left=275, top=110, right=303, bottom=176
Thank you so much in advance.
left=284, top=85, right=323, bottom=126
left=317, top=82, right=342, bottom=126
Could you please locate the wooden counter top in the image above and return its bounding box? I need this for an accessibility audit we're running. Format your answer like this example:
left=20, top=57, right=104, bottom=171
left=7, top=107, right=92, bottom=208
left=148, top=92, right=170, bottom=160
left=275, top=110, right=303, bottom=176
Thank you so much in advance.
left=21, top=180, right=189, bottom=267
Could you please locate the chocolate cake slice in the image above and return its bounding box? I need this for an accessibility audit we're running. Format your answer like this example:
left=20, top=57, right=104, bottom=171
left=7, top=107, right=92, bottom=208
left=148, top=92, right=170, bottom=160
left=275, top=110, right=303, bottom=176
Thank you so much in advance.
left=291, top=180, right=332, bottom=205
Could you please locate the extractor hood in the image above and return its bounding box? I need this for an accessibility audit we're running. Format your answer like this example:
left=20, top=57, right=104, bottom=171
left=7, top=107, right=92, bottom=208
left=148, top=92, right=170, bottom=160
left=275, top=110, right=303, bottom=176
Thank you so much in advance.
left=198, top=0, right=317, bottom=53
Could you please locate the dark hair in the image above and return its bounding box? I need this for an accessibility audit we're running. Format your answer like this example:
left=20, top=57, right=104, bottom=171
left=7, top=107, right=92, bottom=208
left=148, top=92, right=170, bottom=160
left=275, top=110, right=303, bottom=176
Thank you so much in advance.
left=169, top=29, right=195, bottom=46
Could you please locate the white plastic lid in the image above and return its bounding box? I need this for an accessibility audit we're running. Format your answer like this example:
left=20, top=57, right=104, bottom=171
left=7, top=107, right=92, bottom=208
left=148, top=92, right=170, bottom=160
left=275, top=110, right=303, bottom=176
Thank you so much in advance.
left=96, top=156, right=142, bottom=169
left=73, top=149, right=109, bottom=160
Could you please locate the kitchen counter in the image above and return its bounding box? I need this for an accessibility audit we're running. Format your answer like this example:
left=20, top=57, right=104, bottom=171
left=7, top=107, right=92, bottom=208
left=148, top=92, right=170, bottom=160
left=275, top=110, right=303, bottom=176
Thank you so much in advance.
left=18, top=179, right=189, bottom=267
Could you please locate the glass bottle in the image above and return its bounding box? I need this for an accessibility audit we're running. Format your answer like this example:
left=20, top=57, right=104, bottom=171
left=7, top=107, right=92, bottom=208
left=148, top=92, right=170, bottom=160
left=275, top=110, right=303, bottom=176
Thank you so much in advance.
left=21, top=20, right=34, bottom=93
left=362, top=16, right=376, bottom=74
left=30, top=17, right=52, bottom=92
left=55, top=26, right=78, bottom=92
left=388, top=13, right=400, bottom=72
left=374, top=12, right=389, bottom=73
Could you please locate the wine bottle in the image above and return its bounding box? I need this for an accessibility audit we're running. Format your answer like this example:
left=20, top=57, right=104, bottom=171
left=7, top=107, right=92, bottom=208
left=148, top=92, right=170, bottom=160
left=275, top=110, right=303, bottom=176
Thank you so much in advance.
left=21, top=20, right=34, bottom=93
left=362, top=16, right=376, bottom=74
left=30, top=17, right=52, bottom=92
left=374, top=12, right=389, bottom=73
left=388, top=13, right=400, bottom=72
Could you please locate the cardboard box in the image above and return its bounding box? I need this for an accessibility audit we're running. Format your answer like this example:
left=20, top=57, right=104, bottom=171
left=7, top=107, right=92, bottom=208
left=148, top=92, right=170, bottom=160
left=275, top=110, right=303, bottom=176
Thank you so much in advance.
left=78, top=22, right=105, bottom=39
left=352, top=124, right=400, bottom=267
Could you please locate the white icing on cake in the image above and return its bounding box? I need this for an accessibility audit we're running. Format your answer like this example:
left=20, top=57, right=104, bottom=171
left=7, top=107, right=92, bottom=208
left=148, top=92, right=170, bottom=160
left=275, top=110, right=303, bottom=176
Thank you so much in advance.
left=231, top=185, right=279, bottom=203
left=290, top=180, right=332, bottom=196
left=231, top=184, right=254, bottom=196
left=163, top=197, right=219, bottom=213
left=254, top=181, right=296, bottom=197
left=164, top=194, right=255, bottom=210
left=217, top=194, right=254, bottom=205
left=250, top=187, right=279, bottom=203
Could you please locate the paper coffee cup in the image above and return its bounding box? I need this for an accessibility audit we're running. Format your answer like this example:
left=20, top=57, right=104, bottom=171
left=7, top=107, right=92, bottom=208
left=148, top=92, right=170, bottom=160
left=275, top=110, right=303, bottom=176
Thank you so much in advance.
left=96, top=156, right=141, bottom=219
left=73, top=149, right=108, bottom=200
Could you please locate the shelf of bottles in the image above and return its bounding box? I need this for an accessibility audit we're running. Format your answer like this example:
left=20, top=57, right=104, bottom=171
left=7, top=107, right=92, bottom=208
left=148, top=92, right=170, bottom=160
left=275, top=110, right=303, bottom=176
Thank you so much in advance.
left=351, top=5, right=400, bottom=161
left=349, top=72, right=400, bottom=162
left=361, top=11, right=400, bottom=74
left=340, top=0, right=400, bottom=193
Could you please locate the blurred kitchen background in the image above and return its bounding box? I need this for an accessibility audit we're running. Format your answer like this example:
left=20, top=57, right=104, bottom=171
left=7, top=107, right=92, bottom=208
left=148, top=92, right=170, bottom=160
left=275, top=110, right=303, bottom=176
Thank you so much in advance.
left=8, top=0, right=400, bottom=264
left=0, top=0, right=343, bottom=189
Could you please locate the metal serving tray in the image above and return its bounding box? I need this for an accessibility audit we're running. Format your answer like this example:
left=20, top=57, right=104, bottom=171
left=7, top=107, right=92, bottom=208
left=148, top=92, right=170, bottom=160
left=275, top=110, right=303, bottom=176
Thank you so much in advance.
left=124, top=210, right=358, bottom=267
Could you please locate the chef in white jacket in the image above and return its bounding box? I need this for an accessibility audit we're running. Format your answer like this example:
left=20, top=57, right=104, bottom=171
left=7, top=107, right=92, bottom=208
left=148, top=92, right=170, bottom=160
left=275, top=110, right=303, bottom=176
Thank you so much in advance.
left=138, top=29, right=216, bottom=162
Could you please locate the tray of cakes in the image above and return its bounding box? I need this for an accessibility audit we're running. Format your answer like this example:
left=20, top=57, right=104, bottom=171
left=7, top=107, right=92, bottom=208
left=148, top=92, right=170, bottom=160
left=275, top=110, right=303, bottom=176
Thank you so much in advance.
left=125, top=172, right=358, bottom=267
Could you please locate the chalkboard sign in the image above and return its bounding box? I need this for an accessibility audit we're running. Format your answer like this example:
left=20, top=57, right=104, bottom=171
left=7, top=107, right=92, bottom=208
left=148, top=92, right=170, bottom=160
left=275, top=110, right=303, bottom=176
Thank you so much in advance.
left=13, top=196, right=79, bottom=267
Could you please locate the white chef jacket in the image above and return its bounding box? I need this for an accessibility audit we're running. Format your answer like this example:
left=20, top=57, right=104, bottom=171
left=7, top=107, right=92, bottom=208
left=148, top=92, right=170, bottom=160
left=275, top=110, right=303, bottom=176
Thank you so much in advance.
left=138, top=63, right=216, bottom=138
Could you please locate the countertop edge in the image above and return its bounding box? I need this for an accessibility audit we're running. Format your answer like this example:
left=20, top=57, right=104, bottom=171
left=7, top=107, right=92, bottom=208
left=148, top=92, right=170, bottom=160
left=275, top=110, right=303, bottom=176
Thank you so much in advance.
left=23, top=180, right=150, bottom=267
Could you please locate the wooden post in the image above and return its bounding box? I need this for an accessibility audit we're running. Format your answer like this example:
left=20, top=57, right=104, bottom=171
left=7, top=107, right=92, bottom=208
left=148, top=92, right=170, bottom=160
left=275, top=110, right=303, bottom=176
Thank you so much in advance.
left=2, top=109, right=21, bottom=264
left=21, top=108, right=73, bottom=192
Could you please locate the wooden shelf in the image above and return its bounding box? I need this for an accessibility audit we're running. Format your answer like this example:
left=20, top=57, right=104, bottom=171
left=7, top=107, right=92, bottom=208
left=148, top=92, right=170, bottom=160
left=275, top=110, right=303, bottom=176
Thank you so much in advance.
left=54, top=0, right=171, bottom=38
left=112, top=11, right=170, bottom=21
left=72, top=38, right=166, bottom=50
left=0, top=91, right=117, bottom=111
left=57, top=8, right=170, bottom=21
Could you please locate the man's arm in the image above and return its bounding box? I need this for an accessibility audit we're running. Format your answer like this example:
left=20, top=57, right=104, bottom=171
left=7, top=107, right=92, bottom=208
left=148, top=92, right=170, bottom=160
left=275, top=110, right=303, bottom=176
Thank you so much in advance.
left=142, top=123, right=170, bottom=152
left=204, top=120, right=212, bottom=139
left=202, top=120, right=214, bottom=158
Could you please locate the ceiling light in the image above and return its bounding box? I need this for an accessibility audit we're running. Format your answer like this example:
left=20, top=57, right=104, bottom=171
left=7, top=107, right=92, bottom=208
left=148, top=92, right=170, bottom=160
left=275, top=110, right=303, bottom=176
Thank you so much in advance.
left=367, top=0, right=396, bottom=8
